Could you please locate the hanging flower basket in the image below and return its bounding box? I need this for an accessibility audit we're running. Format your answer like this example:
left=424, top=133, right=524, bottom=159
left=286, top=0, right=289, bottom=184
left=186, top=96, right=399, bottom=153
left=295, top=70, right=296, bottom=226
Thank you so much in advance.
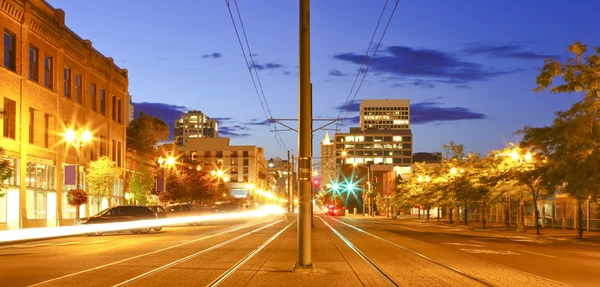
left=158, top=191, right=172, bottom=203
left=67, top=189, right=88, bottom=206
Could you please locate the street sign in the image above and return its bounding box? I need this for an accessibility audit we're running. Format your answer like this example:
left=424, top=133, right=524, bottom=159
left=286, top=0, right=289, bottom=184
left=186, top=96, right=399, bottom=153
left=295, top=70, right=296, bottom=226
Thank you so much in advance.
left=298, top=157, right=312, bottom=181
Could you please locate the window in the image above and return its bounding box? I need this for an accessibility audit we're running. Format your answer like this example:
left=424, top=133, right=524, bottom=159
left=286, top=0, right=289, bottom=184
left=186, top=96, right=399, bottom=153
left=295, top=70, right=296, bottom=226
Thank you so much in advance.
left=112, top=95, right=116, bottom=120
left=204, top=151, right=212, bottom=157
left=243, top=167, right=249, bottom=174
left=393, top=136, right=402, bottom=142
left=230, top=167, right=238, bottom=174
left=100, top=135, right=105, bottom=156
left=112, top=139, right=116, bottom=162
left=44, top=56, right=53, bottom=88
left=29, top=108, right=35, bottom=144
left=27, top=190, right=47, bottom=219
left=243, top=159, right=249, bottom=166
left=25, top=162, right=56, bottom=191
left=231, top=151, right=238, bottom=157
left=117, top=141, right=122, bottom=167
left=75, top=74, right=82, bottom=103
left=243, top=151, right=249, bottom=157
left=3, top=31, right=16, bottom=71
left=3, top=98, right=16, bottom=139
left=216, top=151, right=223, bottom=158
left=117, top=98, right=122, bottom=123
left=0, top=191, right=5, bottom=223
left=63, top=68, right=71, bottom=98
left=89, top=83, right=96, bottom=111
left=1, top=158, right=19, bottom=187
left=44, top=114, right=49, bottom=148
left=99, top=89, right=106, bottom=114
left=29, top=46, right=39, bottom=81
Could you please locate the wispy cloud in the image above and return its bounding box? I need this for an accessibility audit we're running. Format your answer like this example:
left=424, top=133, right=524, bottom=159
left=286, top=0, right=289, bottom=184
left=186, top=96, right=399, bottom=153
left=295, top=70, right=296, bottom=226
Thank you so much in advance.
left=334, top=45, right=524, bottom=87
left=250, top=62, right=282, bottom=70
left=243, top=119, right=271, bottom=126
left=333, top=100, right=361, bottom=113
left=202, top=52, right=222, bottom=59
left=462, top=43, right=555, bottom=60
left=328, top=69, right=346, bottom=77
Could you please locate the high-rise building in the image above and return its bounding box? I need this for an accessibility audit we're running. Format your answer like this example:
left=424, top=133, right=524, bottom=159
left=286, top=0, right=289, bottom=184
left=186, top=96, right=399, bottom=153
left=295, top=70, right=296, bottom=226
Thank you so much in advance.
left=360, top=99, right=411, bottom=130
left=320, top=132, right=336, bottom=187
left=1, top=0, right=129, bottom=229
left=174, top=110, right=219, bottom=146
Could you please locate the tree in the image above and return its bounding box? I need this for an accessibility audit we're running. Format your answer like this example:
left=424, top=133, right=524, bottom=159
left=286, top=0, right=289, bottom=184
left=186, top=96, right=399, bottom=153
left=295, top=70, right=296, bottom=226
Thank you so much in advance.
left=529, top=41, right=600, bottom=239
left=181, top=168, right=218, bottom=205
left=87, top=156, right=119, bottom=212
left=129, top=164, right=154, bottom=206
left=126, top=112, right=169, bottom=156
left=0, top=147, right=14, bottom=195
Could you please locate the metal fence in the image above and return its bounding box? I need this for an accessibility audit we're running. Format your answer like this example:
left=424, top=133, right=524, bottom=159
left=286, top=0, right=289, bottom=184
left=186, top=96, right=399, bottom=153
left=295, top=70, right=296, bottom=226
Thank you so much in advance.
left=456, top=200, right=600, bottom=231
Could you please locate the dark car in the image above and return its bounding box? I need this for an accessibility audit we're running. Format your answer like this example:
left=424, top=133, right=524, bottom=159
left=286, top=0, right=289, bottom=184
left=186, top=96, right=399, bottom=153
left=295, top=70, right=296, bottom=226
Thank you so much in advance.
left=75, top=205, right=161, bottom=236
left=166, top=203, right=207, bottom=225
left=211, top=202, right=240, bottom=213
left=146, top=205, right=167, bottom=231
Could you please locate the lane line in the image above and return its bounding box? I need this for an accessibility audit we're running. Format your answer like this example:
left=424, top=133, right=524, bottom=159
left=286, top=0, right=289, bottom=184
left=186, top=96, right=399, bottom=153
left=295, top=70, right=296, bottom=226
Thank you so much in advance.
left=522, top=250, right=556, bottom=258
left=320, top=217, right=399, bottom=287
left=112, top=219, right=288, bottom=287
left=208, top=221, right=295, bottom=287
left=28, top=219, right=278, bottom=287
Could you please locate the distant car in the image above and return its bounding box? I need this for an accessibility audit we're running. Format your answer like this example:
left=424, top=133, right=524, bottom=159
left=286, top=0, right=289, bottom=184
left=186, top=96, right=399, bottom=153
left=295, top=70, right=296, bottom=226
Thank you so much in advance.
left=326, top=205, right=341, bottom=216
left=166, top=203, right=206, bottom=225
left=211, top=202, right=240, bottom=213
left=146, top=205, right=167, bottom=231
left=75, top=205, right=161, bottom=236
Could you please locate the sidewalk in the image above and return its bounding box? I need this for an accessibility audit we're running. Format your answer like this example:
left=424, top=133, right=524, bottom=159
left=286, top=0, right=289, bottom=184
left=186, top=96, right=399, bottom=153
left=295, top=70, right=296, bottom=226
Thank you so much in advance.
left=359, top=215, right=600, bottom=244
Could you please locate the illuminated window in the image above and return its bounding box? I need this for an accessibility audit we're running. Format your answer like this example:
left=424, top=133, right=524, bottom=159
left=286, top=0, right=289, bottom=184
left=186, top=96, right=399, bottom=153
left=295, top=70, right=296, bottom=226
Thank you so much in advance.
left=355, top=158, right=364, bottom=164
left=345, top=158, right=355, bottom=164
left=374, top=157, right=383, bottom=164
left=355, top=136, right=364, bottom=142
left=385, top=158, right=393, bottom=164
left=393, top=136, right=402, bottom=142
left=345, top=136, right=354, bottom=142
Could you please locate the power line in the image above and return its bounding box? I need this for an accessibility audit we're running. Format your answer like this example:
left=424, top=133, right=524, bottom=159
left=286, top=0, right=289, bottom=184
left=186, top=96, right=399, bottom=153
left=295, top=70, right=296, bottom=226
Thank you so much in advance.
left=225, top=0, right=287, bottom=151
left=336, top=0, right=401, bottom=131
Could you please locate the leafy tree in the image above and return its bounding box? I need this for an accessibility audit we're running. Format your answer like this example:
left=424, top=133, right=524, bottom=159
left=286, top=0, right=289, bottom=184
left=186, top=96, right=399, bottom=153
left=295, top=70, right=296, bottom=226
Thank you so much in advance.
left=129, top=164, right=154, bottom=206
left=87, top=156, right=119, bottom=212
left=0, top=147, right=14, bottom=195
left=528, top=41, right=600, bottom=239
left=181, top=168, right=218, bottom=205
left=126, top=112, right=169, bottom=156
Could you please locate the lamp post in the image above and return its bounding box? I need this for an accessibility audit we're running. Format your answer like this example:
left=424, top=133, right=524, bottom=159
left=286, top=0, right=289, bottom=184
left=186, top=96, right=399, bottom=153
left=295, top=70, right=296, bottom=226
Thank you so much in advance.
left=157, top=155, right=175, bottom=204
left=64, top=128, right=92, bottom=219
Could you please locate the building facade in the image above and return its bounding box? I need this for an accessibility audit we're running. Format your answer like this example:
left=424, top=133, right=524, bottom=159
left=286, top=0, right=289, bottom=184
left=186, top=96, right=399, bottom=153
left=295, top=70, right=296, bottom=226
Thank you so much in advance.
left=360, top=99, right=411, bottom=131
left=174, top=110, right=219, bottom=146
left=178, top=138, right=273, bottom=200
left=320, top=132, right=335, bottom=187
left=1, top=0, right=128, bottom=230
left=334, top=128, right=413, bottom=168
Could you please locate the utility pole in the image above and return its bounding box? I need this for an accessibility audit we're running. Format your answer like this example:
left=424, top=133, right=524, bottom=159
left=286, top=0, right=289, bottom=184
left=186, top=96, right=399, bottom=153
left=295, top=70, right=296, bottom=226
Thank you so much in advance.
left=292, top=154, right=296, bottom=211
left=287, top=150, right=291, bottom=213
left=296, top=0, right=312, bottom=268
left=310, top=83, right=314, bottom=227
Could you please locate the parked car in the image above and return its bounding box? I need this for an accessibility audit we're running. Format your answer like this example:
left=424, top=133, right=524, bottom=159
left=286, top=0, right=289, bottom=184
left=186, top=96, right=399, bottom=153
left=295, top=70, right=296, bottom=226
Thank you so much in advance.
left=211, top=202, right=240, bottom=213
left=146, top=205, right=167, bottom=231
left=166, top=203, right=206, bottom=225
left=75, top=205, right=161, bottom=236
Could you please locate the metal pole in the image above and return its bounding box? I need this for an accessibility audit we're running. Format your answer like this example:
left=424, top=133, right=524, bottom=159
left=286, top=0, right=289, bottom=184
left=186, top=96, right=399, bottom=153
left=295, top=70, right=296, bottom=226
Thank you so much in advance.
left=75, top=140, right=80, bottom=219
left=296, top=0, right=312, bottom=268
left=292, top=154, right=295, bottom=211
left=288, top=150, right=291, bottom=213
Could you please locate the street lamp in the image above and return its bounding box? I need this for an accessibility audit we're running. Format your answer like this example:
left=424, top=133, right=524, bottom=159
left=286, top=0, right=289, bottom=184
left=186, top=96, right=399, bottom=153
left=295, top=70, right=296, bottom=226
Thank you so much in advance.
left=64, top=127, right=93, bottom=190
left=157, top=155, right=175, bottom=203
left=351, top=163, right=372, bottom=216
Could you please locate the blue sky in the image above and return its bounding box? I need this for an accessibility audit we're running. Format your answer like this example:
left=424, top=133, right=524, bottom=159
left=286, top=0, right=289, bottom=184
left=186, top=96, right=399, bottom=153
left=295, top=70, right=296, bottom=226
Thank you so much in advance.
left=48, top=0, right=599, bottom=159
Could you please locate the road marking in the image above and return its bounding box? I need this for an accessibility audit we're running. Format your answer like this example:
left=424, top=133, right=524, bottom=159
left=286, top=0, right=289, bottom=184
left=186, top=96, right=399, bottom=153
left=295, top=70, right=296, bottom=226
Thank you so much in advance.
left=56, top=241, right=82, bottom=246
left=459, top=248, right=520, bottom=255
left=470, top=240, right=486, bottom=245
left=83, top=240, right=109, bottom=244
left=522, top=250, right=556, bottom=258
left=443, top=243, right=485, bottom=247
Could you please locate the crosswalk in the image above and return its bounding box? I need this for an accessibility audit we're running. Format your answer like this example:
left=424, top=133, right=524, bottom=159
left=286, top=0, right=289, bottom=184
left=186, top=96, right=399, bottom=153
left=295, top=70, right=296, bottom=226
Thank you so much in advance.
left=0, top=240, right=108, bottom=250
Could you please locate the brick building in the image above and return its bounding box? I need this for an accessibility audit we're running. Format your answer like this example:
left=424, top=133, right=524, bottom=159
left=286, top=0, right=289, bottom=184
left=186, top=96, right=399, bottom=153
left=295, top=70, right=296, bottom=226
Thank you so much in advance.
left=1, top=0, right=128, bottom=229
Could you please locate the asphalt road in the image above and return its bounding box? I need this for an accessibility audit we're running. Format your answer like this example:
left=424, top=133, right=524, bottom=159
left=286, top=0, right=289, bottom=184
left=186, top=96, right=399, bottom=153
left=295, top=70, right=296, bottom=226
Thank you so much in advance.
left=1, top=214, right=598, bottom=287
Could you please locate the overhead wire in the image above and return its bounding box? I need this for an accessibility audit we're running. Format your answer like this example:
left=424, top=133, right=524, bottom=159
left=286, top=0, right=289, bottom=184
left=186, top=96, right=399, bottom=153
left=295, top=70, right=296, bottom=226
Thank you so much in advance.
left=336, top=0, right=401, bottom=131
left=225, top=0, right=287, bottom=150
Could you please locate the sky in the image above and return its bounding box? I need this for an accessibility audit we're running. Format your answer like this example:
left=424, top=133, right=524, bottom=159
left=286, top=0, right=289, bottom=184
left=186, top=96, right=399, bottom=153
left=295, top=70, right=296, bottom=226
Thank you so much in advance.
left=48, top=0, right=600, bottom=159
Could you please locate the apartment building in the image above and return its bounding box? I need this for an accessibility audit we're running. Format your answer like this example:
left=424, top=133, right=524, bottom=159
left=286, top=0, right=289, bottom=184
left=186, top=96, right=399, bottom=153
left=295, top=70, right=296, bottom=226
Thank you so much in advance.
left=360, top=99, right=411, bottom=130
left=1, top=0, right=128, bottom=229
left=174, top=110, right=219, bottom=146
left=178, top=138, right=273, bottom=200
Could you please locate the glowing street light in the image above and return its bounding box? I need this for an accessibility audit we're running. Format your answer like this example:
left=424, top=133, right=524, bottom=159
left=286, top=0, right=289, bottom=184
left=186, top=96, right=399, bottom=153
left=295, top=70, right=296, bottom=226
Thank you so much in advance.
left=64, top=127, right=93, bottom=189
left=196, top=165, right=201, bottom=171
left=341, top=150, right=347, bottom=157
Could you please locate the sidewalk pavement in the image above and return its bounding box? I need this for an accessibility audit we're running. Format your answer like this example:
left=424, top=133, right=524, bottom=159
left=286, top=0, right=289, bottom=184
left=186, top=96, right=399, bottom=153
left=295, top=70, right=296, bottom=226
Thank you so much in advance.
left=352, top=214, right=600, bottom=244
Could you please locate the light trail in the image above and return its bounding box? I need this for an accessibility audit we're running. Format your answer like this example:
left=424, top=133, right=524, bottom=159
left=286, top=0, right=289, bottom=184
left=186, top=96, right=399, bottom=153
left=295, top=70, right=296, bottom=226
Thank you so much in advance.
left=0, top=205, right=285, bottom=244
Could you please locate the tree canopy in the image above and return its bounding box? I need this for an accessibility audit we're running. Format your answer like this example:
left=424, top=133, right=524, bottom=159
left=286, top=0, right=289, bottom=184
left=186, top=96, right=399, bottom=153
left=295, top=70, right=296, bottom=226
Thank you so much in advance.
left=87, top=156, right=119, bottom=209
left=126, top=112, right=169, bottom=156
left=0, top=147, right=13, bottom=192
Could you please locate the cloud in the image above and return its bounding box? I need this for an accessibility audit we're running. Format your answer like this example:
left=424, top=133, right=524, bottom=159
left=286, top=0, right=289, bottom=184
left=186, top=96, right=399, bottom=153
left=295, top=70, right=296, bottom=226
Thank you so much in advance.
left=132, top=102, right=188, bottom=140
left=411, top=101, right=487, bottom=124
left=329, top=69, right=346, bottom=77
left=462, top=43, right=555, bottom=60
left=202, top=52, right=222, bottom=59
left=339, top=115, right=360, bottom=127
left=243, top=119, right=272, bottom=126
left=250, top=62, right=282, bottom=70
left=334, top=100, right=361, bottom=113
left=283, top=71, right=292, bottom=76
left=412, top=80, right=435, bottom=89
left=213, top=117, right=233, bottom=122
left=218, top=126, right=251, bottom=138
left=334, top=45, right=523, bottom=86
